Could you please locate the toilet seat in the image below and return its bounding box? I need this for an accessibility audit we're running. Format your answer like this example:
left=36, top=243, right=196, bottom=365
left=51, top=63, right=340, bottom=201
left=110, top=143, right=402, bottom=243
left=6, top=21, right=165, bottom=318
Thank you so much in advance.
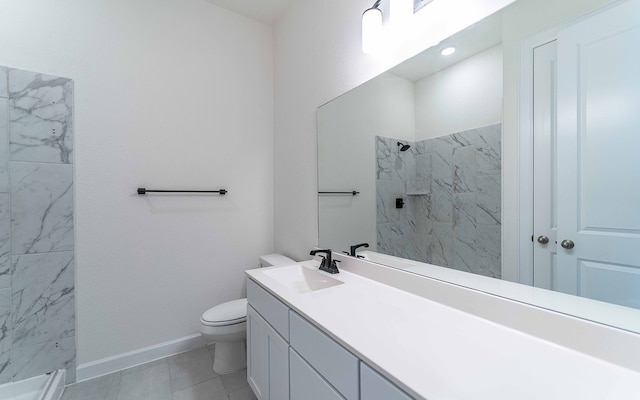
left=201, top=298, right=247, bottom=327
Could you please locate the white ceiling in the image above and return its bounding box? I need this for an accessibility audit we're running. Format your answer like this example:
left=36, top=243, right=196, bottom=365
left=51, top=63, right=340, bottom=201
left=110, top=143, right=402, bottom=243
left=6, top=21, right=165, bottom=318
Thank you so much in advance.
left=204, top=0, right=295, bottom=25
left=389, top=11, right=503, bottom=82
left=204, top=0, right=502, bottom=80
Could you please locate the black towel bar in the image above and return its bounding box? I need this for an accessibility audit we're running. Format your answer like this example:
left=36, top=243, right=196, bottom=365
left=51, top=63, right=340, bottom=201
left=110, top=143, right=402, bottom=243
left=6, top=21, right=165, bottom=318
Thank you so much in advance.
left=137, top=188, right=227, bottom=195
left=318, top=191, right=359, bottom=196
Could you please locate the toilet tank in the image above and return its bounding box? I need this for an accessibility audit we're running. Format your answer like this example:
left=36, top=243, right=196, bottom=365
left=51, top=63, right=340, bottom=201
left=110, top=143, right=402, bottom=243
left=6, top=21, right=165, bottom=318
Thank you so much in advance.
left=259, top=253, right=295, bottom=268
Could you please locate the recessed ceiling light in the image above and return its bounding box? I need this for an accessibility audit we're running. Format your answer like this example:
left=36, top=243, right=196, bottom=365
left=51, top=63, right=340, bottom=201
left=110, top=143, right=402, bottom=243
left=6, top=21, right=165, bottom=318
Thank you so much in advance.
left=440, top=47, right=456, bottom=56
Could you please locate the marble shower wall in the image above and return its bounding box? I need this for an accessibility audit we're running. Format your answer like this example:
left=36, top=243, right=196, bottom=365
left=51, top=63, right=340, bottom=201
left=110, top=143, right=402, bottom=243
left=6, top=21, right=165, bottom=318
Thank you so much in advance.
left=376, top=124, right=501, bottom=278
left=0, top=66, right=75, bottom=384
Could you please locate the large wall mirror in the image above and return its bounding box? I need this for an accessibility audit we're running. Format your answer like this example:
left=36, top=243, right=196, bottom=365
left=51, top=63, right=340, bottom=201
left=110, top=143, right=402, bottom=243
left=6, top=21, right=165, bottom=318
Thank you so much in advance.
left=318, top=0, right=640, bottom=334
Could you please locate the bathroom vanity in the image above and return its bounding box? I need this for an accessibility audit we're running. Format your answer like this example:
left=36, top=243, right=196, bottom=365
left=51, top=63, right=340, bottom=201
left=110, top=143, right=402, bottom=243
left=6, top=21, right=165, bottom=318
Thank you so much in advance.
left=246, top=275, right=410, bottom=400
left=246, top=256, right=640, bottom=400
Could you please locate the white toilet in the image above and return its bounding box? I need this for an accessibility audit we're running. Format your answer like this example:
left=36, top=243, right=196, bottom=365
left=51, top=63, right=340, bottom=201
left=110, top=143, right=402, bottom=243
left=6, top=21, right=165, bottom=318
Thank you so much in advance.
left=200, top=254, right=295, bottom=374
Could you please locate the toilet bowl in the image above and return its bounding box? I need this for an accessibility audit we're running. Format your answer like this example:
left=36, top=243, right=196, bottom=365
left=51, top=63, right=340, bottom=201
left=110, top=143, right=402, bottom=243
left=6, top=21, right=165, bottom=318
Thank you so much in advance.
left=200, top=298, right=248, bottom=374
left=200, top=254, right=295, bottom=374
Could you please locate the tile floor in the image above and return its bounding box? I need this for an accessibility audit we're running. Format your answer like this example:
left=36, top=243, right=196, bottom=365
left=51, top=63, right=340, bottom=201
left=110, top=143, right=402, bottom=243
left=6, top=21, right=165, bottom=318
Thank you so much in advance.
left=61, top=345, right=257, bottom=400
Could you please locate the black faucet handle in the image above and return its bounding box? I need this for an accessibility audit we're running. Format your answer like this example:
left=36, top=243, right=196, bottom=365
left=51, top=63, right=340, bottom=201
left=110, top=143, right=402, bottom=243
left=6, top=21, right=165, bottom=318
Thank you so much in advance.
left=349, top=242, right=370, bottom=257
left=310, top=249, right=332, bottom=257
left=323, top=259, right=340, bottom=274
left=310, top=248, right=340, bottom=273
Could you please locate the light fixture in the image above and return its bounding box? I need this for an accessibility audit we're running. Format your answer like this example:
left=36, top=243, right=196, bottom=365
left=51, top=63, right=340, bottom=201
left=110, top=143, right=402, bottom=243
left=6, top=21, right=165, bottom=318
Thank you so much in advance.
left=362, top=0, right=383, bottom=54
left=440, top=46, right=456, bottom=56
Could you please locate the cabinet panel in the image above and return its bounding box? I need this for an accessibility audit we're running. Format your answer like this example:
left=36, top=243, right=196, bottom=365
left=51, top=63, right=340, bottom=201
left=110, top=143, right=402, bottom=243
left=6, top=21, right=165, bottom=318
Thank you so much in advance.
left=290, top=349, right=345, bottom=400
left=248, top=306, right=269, bottom=400
left=248, top=279, right=290, bottom=340
left=247, top=305, right=290, bottom=400
left=289, top=312, right=359, bottom=400
left=269, top=329, right=289, bottom=400
left=360, top=362, right=413, bottom=400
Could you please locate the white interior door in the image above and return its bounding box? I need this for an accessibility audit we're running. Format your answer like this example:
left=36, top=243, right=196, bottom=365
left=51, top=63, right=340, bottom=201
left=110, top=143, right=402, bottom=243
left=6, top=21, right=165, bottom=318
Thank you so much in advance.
left=543, top=0, right=640, bottom=309
left=532, top=40, right=558, bottom=290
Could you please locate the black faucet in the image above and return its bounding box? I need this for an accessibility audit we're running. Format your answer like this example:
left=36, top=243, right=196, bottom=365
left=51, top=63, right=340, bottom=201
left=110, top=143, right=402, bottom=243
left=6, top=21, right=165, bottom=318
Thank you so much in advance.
left=349, top=242, right=369, bottom=257
left=310, top=249, right=340, bottom=274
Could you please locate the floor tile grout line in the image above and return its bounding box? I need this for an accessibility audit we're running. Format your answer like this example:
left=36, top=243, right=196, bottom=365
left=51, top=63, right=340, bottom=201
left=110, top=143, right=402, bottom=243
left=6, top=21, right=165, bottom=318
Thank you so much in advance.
left=115, top=370, right=122, bottom=400
left=167, top=355, right=175, bottom=394
left=62, top=345, right=254, bottom=400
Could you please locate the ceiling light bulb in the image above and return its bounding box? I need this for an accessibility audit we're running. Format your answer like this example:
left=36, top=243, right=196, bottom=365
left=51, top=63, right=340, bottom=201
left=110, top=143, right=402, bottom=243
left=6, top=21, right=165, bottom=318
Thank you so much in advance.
left=441, top=47, right=456, bottom=56
left=362, top=6, right=383, bottom=54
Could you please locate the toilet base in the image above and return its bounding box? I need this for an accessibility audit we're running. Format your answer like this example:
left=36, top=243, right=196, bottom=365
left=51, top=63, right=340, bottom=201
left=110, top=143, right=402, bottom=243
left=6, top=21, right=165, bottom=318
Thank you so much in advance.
left=213, top=340, right=247, bottom=374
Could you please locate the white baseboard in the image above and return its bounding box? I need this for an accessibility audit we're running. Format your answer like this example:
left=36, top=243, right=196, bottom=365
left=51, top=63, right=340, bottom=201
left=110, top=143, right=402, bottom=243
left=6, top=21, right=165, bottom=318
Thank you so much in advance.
left=76, top=334, right=206, bottom=382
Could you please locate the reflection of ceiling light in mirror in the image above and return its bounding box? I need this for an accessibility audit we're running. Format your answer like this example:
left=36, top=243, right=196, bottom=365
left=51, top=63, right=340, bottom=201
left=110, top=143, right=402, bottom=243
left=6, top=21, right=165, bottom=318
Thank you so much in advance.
left=440, top=46, right=456, bottom=56
left=362, top=2, right=383, bottom=54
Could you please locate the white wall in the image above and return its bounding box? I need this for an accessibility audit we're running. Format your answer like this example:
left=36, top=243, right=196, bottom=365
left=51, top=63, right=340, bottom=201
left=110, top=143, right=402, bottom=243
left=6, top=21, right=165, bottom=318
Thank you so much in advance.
left=415, top=45, right=503, bottom=140
left=501, top=0, right=616, bottom=281
left=317, top=72, right=414, bottom=253
left=0, top=0, right=274, bottom=364
left=274, top=0, right=515, bottom=261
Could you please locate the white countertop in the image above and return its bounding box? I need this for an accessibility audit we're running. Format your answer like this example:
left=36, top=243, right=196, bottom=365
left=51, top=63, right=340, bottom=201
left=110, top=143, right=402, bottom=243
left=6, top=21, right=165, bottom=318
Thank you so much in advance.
left=357, top=250, right=640, bottom=335
left=246, top=260, right=640, bottom=400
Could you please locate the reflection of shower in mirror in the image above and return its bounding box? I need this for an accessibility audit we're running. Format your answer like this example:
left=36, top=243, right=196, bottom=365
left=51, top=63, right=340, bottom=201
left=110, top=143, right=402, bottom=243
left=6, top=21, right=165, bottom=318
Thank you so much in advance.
left=397, top=141, right=411, bottom=152
left=378, top=125, right=502, bottom=278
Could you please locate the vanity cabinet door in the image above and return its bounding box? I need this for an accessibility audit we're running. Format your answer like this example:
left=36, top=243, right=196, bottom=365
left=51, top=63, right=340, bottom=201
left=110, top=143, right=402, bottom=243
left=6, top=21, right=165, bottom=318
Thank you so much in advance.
left=290, top=349, right=345, bottom=400
left=247, top=305, right=268, bottom=399
left=247, top=305, right=290, bottom=400
left=268, top=329, right=289, bottom=400
left=360, top=363, right=413, bottom=400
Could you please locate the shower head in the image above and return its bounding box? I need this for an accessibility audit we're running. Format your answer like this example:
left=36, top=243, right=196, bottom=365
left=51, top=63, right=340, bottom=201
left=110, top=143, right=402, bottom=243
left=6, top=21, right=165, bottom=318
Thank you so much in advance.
left=397, top=142, right=411, bottom=152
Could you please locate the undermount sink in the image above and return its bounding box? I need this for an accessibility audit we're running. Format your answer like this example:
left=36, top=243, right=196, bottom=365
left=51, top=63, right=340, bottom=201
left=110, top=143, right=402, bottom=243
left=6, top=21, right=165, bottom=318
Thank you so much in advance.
left=263, top=264, right=344, bottom=293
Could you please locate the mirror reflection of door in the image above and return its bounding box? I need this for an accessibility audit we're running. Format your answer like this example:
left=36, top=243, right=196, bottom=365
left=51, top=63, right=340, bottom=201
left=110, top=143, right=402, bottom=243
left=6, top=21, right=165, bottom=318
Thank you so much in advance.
left=532, top=0, right=640, bottom=309
left=532, top=40, right=558, bottom=291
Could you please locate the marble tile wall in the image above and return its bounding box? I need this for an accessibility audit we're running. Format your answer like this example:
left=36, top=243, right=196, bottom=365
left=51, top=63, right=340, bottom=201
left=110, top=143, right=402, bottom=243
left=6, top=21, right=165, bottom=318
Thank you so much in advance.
left=0, top=66, right=75, bottom=384
left=376, top=124, right=502, bottom=278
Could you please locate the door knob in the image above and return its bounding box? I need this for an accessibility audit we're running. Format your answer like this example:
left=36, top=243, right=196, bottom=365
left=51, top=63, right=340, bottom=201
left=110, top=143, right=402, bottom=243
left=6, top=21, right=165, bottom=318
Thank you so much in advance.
left=561, top=239, right=575, bottom=249
left=537, top=235, right=549, bottom=244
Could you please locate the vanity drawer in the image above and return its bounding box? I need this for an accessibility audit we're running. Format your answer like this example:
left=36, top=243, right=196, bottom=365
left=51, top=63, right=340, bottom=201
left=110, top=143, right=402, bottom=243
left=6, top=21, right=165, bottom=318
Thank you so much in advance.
left=289, top=312, right=359, bottom=400
left=360, top=362, right=413, bottom=400
left=247, top=279, right=289, bottom=341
